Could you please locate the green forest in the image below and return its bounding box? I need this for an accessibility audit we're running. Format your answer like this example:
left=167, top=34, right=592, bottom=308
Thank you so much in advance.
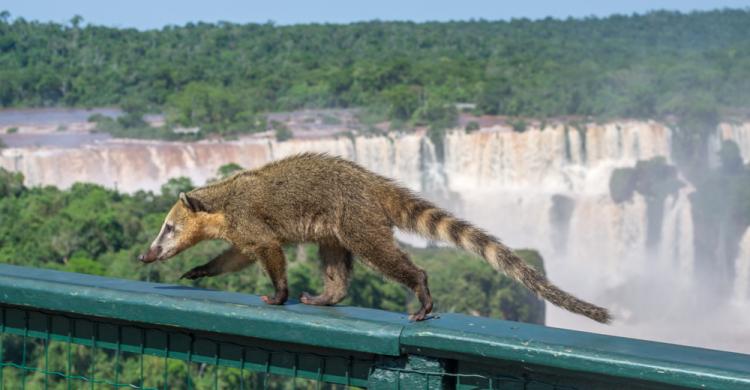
left=1, top=9, right=749, bottom=137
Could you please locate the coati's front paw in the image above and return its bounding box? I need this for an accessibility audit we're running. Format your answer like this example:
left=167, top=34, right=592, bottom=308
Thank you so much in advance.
left=261, top=290, right=288, bottom=305
left=180, top=266, right=211, bottom=280
left=261, top=295, right=286, bottom=305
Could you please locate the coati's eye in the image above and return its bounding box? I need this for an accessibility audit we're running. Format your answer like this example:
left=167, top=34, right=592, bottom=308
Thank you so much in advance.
left=164, top=224, right=174, bottom=233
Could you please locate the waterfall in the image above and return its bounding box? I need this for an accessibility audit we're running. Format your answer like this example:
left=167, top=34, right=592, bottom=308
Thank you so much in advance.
left=734, top=228, right=750, bottom=303
left=658, top=186, right=695, bottom=285
left=708, top=122, right=750, bottom=167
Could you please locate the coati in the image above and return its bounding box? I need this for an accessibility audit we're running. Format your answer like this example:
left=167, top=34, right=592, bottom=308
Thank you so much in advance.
left=139, top=153, right=611, bottom=323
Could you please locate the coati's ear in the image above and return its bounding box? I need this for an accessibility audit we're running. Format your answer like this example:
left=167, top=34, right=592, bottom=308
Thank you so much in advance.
left=179, top=192, right=203, bottom=213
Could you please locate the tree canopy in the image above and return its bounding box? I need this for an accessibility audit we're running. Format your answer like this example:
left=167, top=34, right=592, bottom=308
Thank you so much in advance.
left=0, top=10, right=748, bottom=129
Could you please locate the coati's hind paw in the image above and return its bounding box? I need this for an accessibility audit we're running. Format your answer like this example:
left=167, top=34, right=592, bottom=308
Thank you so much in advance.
left=408, top=312, right=427, bottom=321
left=408, top=305, right=434, bottom=321
left=180, top=266, right=211, bottom=280
left=299, top=292, right=332, bottom=306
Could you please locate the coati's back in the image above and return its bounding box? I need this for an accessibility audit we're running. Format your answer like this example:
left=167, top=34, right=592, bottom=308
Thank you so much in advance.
left=256, top=152, right=385, bottom=193
left=213, top=153, right=395, bottom=241
left=250, top=152, right=390, bottom=209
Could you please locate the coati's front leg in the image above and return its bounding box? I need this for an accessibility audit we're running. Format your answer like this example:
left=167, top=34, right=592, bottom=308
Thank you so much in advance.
left=250, top=244, right=289, bottom=305
left=300, top=244, right=353, bottom=306
left=180, top=246, right=257, bottom=280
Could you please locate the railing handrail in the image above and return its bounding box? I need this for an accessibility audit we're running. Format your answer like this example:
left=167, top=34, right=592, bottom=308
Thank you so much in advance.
left=0, top=263, right=748, bottom=389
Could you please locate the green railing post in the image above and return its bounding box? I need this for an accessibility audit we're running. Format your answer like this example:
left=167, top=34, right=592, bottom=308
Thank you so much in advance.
left=403, top=355, right=448, bottom=390
left=368, top=355, right=447, bottom=389
left=368, top=357, right=404, bottom=390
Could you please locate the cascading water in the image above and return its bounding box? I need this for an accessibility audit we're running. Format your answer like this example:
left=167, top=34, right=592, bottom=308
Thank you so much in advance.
left=2, top=120, right=749, bottom=352
left=734, top=228, right=750, bottom=303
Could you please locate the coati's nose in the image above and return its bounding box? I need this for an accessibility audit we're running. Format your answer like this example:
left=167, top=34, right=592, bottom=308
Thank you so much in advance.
left=138, top=246, right=161, bottom=263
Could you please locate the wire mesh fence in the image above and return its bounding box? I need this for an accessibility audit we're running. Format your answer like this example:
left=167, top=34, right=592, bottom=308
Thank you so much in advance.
left=0, top=306, right=366, bottom=389
left=0, top=305, right=586, bottom=390
left=369, top=365, right=581, bottom=390
left=0, top=304, right=682, bottom=390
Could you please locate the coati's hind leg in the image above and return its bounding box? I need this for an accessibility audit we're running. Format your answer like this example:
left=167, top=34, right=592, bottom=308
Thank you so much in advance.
left=300, top=243, right=353, bottom=306
left=180, top=246, right=257, bottom=280
left=341, top=227, right=433, bottom=321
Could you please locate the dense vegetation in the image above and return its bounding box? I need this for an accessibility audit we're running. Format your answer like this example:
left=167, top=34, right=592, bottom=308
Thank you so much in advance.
left=1, top=9, right=749, bottom=139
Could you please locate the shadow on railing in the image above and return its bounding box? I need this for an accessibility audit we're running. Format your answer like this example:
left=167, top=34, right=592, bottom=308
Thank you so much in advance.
left=0, top=264, right=748, bottom=389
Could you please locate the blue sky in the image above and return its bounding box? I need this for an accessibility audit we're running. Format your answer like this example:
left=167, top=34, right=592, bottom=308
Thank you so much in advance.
left=3, top=0, right=750, bottom=29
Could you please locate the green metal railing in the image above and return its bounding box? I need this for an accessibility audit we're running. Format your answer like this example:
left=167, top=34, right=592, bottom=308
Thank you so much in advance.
left=0, top=264, right=749, bottom=389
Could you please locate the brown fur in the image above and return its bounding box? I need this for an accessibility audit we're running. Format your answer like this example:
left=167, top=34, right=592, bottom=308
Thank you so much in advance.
left=142, top=153, right=611, bottom=323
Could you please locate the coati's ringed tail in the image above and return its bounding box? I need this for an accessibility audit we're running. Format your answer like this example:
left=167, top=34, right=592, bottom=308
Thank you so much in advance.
left=386, top=188, right=612, bottom=324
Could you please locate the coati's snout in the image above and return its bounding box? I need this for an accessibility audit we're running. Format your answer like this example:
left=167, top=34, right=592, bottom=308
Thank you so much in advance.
left=138, top=246, right=162, bottom=263
left=138, top=209, right=183, bottom=263
left=139, top=192, right=214, bottom=263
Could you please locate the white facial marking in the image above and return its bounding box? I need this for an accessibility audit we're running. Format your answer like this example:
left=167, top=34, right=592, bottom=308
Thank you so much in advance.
left=151, top=218, right=179, bottom=260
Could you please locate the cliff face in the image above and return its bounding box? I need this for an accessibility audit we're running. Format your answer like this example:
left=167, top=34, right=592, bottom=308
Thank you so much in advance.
left=2, top=120, right=750, bottom=352
left=0, top=121, right=674, bottom=194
